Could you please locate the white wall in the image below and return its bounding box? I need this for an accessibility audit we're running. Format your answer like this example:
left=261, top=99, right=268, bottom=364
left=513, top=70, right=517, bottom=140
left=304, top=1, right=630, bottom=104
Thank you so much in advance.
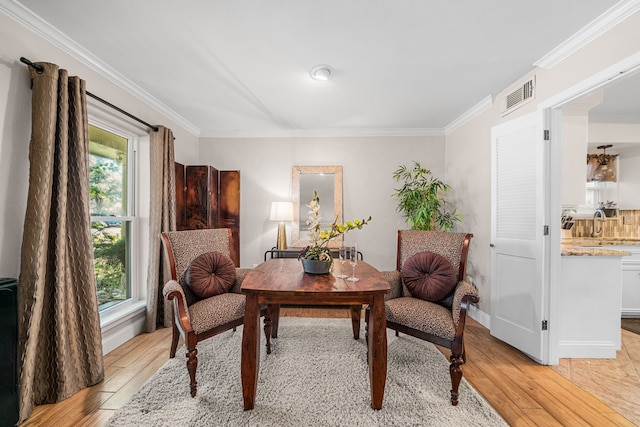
left=199, top=136, right=447, bottom=269
left=445, top=10, right=640, bottom=316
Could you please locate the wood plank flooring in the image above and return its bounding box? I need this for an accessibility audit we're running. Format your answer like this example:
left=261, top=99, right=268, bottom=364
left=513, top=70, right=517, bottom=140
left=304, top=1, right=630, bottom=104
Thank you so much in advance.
left=20, top=307, right=639, bottom=426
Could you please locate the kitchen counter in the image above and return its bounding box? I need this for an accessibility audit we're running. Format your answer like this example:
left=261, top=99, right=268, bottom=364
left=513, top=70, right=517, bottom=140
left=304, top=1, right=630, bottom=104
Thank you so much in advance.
left=561, top=237, right=639, bottom=256
left=567, top=237, right=640, bottom=246
left=558, top=236, right=640, bottom=358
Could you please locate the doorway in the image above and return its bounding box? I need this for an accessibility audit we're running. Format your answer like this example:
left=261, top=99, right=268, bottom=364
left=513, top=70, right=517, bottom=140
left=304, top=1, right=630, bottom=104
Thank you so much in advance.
left=547, top=54, right=640, bottom=364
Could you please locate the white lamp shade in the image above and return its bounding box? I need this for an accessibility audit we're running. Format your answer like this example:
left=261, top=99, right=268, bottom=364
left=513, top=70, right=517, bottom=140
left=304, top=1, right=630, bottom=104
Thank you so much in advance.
left=270, top=201, right=294, bottom=221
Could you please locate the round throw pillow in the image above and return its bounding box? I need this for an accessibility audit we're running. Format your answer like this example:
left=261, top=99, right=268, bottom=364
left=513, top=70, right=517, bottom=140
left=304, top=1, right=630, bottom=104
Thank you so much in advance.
left=184, top=251, right=236, bottom=298
left=401, top=252, right=457, bottom=302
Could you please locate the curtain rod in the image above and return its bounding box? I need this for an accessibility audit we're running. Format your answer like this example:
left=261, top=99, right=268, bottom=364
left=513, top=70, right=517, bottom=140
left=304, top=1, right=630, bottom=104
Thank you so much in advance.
left=20, top=57, right=159, bottom=132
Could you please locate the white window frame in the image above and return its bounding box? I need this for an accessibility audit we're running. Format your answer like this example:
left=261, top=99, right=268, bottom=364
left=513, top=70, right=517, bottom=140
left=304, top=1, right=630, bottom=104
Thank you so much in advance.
left=88, top=97, right=150, bottom=354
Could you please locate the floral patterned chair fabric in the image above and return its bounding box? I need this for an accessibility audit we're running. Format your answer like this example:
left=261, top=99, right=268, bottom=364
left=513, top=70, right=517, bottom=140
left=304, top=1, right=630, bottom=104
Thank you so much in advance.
left=365, top=230, right=478, bottom=406
left=161, top=228, right=260, bottom=397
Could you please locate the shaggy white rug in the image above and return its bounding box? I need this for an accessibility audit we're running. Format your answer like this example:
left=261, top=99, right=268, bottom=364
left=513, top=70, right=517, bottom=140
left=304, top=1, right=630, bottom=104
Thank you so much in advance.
left=106, top=317, right=506, bottom=426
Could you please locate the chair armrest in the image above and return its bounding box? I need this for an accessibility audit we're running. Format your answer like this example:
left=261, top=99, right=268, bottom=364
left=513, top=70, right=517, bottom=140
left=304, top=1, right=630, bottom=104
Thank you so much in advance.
left=452, top=280, right=479, bottom=333
left=163, top=280, right=192, bottom=329
left=381, top=270, right=403, bottom=301
left=230, top=267, right=251, bottom=294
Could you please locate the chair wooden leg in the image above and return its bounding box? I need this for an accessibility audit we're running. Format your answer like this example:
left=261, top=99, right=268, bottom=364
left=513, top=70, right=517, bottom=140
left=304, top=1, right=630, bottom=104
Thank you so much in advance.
left=186, top=347, right=198, bottom=397
left=271, top=304, right=280, bottom=338
left=364, top=309, right=369, bottom=347
left=169, top=321, right=179, bottom=358
left=449, top=353, right=464, bottom=406
left=350, top=305, right=362, bottom=340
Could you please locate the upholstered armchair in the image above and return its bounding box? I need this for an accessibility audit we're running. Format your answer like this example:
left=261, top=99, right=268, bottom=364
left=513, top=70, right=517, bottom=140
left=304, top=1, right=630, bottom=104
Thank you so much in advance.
left=161, top=228, right=265, bottom=397
left=366, top=230, right=479, bottom=405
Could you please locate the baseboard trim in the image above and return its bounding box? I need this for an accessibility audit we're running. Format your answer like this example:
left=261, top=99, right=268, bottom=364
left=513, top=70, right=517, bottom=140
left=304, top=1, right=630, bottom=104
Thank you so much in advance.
left=101, top=306, right=146, bottom=355
left=622, top=309, right=640, bottom=318
left=558, top=341, right=618, bottom=359
left=468, top=305, right=490, bottom=329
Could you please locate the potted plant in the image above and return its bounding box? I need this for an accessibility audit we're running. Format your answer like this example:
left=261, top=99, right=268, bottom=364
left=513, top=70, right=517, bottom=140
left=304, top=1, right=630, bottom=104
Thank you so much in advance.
left=393, top=161, right=461, bottom=231
left=298, top=191, right=371, bottom=274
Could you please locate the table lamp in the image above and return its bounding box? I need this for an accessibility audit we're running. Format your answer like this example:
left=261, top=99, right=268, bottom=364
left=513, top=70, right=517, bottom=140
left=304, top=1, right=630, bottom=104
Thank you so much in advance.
left=270, top=201, right=294, bottom=249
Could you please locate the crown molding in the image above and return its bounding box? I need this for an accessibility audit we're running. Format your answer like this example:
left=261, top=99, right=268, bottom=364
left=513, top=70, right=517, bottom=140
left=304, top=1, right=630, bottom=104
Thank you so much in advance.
left=0, top=0, right=201, bottom=137
left=444, top=95, right=493, bottom=135
left=199, top=127, right=446, bottom=139
left=534, top=0, right=640, bottom=70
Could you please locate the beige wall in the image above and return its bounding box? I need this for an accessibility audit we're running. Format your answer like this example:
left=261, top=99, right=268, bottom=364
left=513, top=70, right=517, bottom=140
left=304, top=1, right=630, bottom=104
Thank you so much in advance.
left=199, top=136, right=446, bottom=269
left=445, top=10, right=640, bottom=316
left=0, top=12, right=199, bottom=278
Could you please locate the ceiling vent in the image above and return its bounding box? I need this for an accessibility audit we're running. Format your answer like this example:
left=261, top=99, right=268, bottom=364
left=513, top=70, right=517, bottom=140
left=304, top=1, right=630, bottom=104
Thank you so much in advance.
left=501, top=77, right=535, bottom=116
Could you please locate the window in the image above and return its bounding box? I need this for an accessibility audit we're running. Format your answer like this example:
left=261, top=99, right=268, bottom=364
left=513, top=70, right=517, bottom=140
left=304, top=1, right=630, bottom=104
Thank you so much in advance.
left=88, top=124, right=135, bottom=311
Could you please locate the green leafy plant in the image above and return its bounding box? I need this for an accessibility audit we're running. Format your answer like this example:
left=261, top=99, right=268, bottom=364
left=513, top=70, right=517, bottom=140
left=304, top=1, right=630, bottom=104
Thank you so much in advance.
left=393, top=162, right=462, bottom=231
left=298, top=191, right=371, bottom=267
left=91, top=224, right=126, bottom=306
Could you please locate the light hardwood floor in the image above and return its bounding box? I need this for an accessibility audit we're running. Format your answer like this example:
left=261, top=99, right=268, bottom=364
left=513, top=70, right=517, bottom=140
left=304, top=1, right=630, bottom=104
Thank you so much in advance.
left=20, top=307, right=640, bottom=426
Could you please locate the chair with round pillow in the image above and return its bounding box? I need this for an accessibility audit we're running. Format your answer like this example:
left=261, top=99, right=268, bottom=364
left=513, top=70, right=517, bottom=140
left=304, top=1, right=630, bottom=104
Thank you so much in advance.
left=161, top=228, right=267, bottom=397
left=365, top=230, right=478, bottom=405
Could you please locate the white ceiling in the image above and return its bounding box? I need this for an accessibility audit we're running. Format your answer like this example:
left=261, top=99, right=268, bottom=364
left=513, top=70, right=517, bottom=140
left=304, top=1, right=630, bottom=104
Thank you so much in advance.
left=4, top=0, right=632, bottom=137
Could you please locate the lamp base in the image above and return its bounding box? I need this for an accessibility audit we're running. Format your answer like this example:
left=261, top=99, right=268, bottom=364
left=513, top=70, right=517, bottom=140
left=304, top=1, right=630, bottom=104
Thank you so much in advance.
left=276, top=222, right=287, bottom=249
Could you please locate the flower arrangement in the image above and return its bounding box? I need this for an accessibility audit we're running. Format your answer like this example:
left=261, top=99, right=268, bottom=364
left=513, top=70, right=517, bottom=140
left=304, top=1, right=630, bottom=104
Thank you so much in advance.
left=298, top=191, right=371, bottom=268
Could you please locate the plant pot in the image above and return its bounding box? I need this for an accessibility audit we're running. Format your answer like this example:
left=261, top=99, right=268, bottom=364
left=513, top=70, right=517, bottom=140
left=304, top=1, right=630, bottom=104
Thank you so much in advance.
left=301, top=258, right=331, bottom=275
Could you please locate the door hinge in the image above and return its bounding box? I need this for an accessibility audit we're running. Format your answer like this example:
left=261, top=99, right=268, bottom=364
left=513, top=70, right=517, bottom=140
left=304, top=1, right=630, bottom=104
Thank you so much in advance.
left=544, top=129, right=550, bottom=140
left=543, top=225, right=549, bottom=235
left=542, top=320, right=548, bottom=330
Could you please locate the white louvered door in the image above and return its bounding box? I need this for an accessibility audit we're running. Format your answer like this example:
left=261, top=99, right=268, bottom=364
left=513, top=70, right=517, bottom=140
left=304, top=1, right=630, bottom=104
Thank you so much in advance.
left=490, top=111, right=547, bottom=363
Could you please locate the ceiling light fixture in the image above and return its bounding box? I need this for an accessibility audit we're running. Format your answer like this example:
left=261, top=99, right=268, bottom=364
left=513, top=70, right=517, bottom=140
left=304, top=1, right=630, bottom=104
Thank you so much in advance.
left=310, top=64, right=334, bottom=81
left=587, top=144, right=618, bottom=182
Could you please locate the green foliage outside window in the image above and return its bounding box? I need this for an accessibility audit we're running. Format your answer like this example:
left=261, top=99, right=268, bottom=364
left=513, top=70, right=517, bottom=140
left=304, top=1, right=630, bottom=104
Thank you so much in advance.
left=89, top=124, right=129, bottom=309
left=92, top=222, right=126, bottom=307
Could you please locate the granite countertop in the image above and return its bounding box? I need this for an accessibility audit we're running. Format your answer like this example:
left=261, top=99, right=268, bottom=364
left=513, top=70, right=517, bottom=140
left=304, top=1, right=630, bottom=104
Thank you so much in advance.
left=561, top=237, right=640, bottom=256
left=565, top=237, right=640, bottom=246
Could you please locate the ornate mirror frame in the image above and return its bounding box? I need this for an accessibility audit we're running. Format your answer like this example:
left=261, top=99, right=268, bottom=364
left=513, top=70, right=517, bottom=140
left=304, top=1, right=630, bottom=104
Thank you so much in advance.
left=291, top=165, right=343, bottom=248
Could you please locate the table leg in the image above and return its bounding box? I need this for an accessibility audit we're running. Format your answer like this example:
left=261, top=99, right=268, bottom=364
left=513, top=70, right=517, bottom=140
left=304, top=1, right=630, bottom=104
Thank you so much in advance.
left=241, top=293, right=260, bottom=410
left=368, top=295, right=387, bottom=410
left=350, top=304, right=362, bottom=340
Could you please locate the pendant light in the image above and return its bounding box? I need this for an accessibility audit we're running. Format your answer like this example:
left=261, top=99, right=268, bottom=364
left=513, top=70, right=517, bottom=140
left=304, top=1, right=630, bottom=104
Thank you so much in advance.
left=586, top=144, right=617, bottom=182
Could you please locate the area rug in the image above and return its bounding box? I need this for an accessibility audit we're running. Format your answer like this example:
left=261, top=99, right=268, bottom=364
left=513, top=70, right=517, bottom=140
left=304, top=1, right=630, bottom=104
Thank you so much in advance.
left=106, top=317, right=506, bottom=426
left=622, top=318, right=640, bottom=335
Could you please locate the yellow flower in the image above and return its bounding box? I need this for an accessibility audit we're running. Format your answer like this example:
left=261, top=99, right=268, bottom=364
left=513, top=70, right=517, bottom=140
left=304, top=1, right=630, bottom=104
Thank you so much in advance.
left=299, top=190, right=371, bottom=262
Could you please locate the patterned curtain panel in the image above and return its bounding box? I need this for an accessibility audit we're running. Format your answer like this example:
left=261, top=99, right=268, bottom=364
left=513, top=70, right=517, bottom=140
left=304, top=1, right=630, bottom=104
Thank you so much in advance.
left=18, top=63, right=104, bottom=423
left=145, top=126, right=176, bottom=332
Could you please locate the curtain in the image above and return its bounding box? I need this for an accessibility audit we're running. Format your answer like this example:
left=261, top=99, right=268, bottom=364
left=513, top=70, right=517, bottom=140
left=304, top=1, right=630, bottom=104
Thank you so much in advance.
left=144, top=126, right=176, bottom=332
left=18, top=63, right=104, bottom=423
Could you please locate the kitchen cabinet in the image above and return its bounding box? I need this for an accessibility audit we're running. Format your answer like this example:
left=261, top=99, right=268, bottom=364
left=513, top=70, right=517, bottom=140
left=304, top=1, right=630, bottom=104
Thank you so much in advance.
left=618, top=155, right=640, bottom=210
left=616, top=245, right=640, bottom=317
left=560, top=254, right=624, bottom=358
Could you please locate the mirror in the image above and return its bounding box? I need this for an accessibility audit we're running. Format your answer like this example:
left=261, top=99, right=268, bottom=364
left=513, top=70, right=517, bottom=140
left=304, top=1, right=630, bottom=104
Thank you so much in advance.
left=291, top=165, right=343, bottom=248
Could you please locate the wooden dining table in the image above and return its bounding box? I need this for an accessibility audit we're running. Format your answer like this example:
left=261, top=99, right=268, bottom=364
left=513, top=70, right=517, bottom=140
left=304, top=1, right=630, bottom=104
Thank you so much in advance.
left=240, top=258, right=390, bottom=410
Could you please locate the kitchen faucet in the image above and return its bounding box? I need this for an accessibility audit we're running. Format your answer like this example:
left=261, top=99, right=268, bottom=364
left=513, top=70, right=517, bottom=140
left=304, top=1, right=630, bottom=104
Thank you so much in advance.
left=591, top=209, right=606, bottom=237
